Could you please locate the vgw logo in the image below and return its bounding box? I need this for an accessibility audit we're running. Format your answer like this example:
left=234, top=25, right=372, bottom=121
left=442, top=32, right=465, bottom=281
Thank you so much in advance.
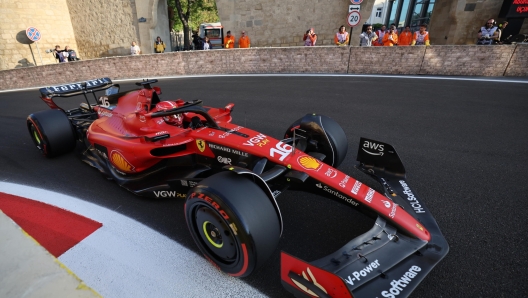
left=362, top=140, right=384, bottom=156
left=153, top=191, right=186, bottom=198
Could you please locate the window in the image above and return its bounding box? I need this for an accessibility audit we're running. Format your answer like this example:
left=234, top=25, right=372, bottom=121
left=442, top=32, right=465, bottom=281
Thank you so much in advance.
left=398, top=0, right=411, bottom=27
left=205, top=29, right=221, bottom=38
left=388, top=3, right=398, bottom=26
left=376, top=8, right=382, bottom=18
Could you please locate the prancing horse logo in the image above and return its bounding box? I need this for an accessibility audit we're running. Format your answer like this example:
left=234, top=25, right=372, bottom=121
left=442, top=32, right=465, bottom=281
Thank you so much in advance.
left=196, top=139, right=206, bottom=152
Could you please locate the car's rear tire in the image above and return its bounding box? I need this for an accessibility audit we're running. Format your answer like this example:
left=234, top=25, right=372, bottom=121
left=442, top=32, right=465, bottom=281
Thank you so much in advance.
left=284, top=114, right=348, bottom=168
left=27, top=109, right=76, bottom=158
left=185, top=171, right=280, bottom=277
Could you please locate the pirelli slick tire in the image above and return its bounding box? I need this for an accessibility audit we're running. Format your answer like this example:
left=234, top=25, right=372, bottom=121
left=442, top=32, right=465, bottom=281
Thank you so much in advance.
left=27, top=109, right=76, bottom=158
left=185, top=171, right=280, bottom=277
left=284, top=114, right=348, bottom=168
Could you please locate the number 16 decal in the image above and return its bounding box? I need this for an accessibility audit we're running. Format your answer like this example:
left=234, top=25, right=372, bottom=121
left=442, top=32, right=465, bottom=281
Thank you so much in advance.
left=270, top=141, right=293, bottom=161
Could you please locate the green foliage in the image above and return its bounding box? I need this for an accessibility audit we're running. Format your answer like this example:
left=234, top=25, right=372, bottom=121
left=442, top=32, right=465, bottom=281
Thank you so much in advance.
left=168, top=0, right=219, bottom=32
left=373, top=23, right=384, bottom=30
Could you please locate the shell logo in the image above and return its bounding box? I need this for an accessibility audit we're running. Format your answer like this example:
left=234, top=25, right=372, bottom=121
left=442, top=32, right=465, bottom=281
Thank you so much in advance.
left=110, top=150, right=135, bottom=173
left=298, top=156, right=322, bottom=171
left=416, top=223, right=424, bottom=231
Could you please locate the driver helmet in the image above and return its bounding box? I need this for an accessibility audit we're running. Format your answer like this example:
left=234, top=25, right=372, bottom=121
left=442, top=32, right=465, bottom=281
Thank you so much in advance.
left=155, top=101, right=183, bottom=126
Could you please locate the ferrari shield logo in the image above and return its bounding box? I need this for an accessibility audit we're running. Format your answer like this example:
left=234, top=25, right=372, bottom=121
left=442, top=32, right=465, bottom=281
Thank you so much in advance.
left=196, top=139, right=206, bottom=152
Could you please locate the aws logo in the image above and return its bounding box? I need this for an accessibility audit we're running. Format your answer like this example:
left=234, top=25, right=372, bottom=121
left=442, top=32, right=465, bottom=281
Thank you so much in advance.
left=362, top=140, right=384, bottom=156
left=110, top=150, right=135, bottom=173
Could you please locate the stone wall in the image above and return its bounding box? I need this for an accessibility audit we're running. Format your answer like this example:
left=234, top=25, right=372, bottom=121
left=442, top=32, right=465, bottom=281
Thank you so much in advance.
left=504, top=44, right=528, bottom=76
left=66, top=0, right=139, bottom=58
left=215, top=0, right=376, bottom=48
left=419, top=45, right=516, bottom=76
left=349, top=46, right=427, bottom=75
left=1, top=45, right=526, bottom=91
left=0, top=0, right=78, bottom=70
left=66, top=0, right=171, bottom=59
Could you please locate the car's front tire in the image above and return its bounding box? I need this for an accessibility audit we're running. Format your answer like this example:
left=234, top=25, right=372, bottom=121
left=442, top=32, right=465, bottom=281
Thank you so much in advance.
left=185, top=171, right=280, bottom=277
left=284, top=114, right=348, bottom=168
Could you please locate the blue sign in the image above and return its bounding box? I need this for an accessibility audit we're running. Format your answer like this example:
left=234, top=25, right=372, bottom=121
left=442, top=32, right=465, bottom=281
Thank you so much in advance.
left=26, top=27, right=41, bottom=42
left=350, top=0, right=363, bottom=4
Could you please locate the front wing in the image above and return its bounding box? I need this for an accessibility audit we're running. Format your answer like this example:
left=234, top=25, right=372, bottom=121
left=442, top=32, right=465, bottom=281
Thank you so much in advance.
left=281, top=138, right=449, bottom=298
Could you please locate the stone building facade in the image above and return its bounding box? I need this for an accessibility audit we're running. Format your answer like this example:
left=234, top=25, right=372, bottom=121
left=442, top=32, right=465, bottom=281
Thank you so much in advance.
left=0, top=0, right=171, bottom=71
left=215, top=0, right=377, bottom=47
left=429, top=0, right=504, bottom=45
left=0, top=0, right=79, bottom=69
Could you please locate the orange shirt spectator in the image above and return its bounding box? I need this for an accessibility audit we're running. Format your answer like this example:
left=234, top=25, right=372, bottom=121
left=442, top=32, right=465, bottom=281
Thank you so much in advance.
left=382, top=29, right=399, bottom=46
left=225, top=31, right=235, bottom=49
left=399, top=26, right=412, bottom=46
left=374, top=26, right=387, bottom=46
left=239, top=31, right=250, bottom=48
left=412, top=24, right=430, bottom=46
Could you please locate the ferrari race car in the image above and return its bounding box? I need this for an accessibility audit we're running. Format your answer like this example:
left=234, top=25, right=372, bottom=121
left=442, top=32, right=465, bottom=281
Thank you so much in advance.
left=27, top=78, right=449, bottom=298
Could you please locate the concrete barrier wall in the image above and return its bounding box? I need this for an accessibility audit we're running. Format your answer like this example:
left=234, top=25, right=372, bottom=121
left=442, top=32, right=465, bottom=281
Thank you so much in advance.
left=1, top=45, right=527, bottom=90
left=419, top=45, right=516, bottom=76
left=504, top=45, right=528, bottom=77
left=349, top=47, right=427, bottom=75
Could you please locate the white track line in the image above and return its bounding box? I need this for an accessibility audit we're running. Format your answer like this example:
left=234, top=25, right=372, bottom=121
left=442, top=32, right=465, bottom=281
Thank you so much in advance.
left=1, top=74, right=526, bottom=93
left=0, top=182, right=267, bottom=298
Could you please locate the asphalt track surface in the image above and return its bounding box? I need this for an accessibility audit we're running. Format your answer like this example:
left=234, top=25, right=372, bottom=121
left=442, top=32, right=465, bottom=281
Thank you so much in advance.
left=1, top=75, right=528, bottom=297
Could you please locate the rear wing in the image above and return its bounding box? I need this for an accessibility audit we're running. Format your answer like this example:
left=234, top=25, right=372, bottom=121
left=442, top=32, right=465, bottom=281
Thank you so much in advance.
left=39, top=77, right=114, bottom=99
left=39, top=78, right=116, bottom=111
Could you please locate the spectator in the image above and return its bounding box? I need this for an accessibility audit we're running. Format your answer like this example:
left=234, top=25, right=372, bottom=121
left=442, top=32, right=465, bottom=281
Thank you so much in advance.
left=64, top=46, right=79, bottom=62
left=412, top=24, right=430, bottom=46
left=53, top=45, right=66, bottom=63
left=203, top=37, right=212, bottom=50
left=130, top=41, right=141, bottom=55
left=335, top=25, right=349, bottom=46
left=239, top=31, right=251, bottom=48
left=477, top=19, right=498, bottom=45
left=497, top=21, right=509, bottom=44
left=399, top=26, right=412, bottom=46
left=225, top=31, right=235, bottom=49
left=383, top=27, right=399, bottom=46
left=303, top=28, right=317, bottom=46
left=192, top=32, right=203, bottom=50
left=61, top=47, right=69, bottom=62
left=154, top=36, right=166, bottom=53
left=375, top=25, right=387, bottom=46
left=359, top=25, right=378, bottom=46
left=390, top=23, right=398, bottom=33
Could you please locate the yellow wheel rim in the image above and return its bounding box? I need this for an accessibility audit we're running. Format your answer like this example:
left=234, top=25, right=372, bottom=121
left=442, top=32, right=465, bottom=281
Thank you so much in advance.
left=203, top=221, right=223, bottom=248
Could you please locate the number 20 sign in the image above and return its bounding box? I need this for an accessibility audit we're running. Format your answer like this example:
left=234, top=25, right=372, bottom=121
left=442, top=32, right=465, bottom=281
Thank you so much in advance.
left=347, top=10, right=361, bottom=27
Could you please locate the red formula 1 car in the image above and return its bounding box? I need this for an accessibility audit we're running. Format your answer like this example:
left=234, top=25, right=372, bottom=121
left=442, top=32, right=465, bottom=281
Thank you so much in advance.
left=27, top=78, right=448, bottom=298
